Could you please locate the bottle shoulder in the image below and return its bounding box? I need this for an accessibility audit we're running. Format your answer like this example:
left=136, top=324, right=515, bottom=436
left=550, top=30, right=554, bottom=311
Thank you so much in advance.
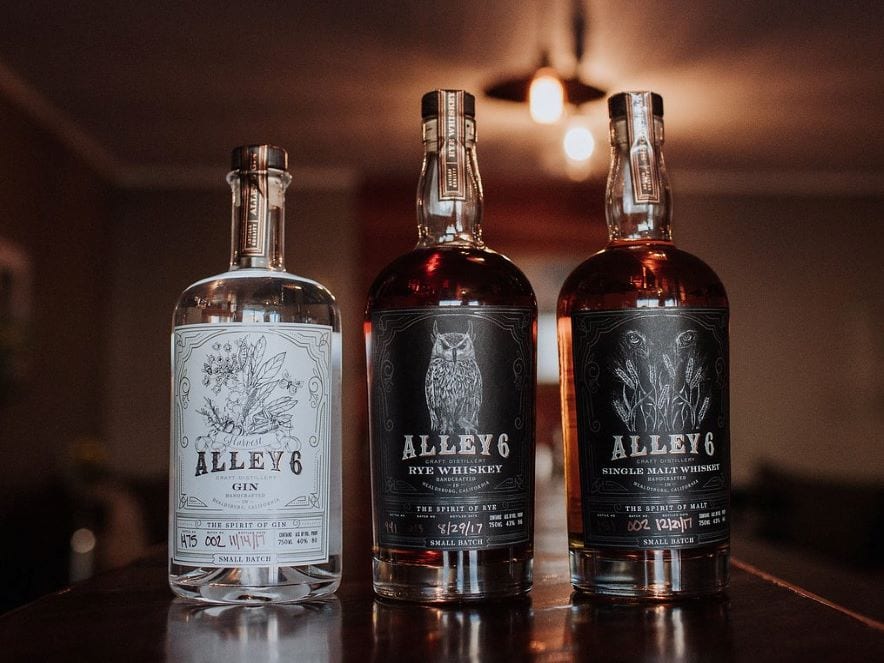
left=174, top=268, right=339, bottom=328
left=367, top=246, right=536, bottom=313
left=559, top=243, right=727, bottom=311
left=179, top=269, right=337, bottom=304
left=182, top=268, right=337, bottom=297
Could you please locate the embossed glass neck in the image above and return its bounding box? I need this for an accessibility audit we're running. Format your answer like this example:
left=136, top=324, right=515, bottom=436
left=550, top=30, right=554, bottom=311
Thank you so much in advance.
left=416, top=118, right=484, bottom=248
left=227, top=168, right=292, bottom=270
left=606, top=118, right=672, bottom=243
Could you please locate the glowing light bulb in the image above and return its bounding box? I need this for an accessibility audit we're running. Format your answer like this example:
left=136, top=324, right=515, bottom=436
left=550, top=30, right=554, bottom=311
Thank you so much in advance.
left=529, top=68, right=565, bottom=124
left=563, top=123, right=595, bottom=161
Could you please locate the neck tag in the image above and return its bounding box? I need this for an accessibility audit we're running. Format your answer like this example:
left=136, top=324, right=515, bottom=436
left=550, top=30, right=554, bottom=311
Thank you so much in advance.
left=625, top=92, right=662, bottom=204
left=239, top=146, right=269, bottom=257
left=436, top=89, right=467, bottom=200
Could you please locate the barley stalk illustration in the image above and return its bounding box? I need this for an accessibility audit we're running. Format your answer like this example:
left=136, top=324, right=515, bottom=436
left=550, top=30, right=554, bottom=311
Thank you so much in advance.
left=698, top=396, right=710, bottom=423
left=613, top=399, right=630, bottom=424
left=609, top=329, right=713, bottom=433
left=657, top=384, right=670, bottom=408
left=614, top=367, right=635, bottom=390
left=690, top=366, right=704, bottom=389
left=663, top=354, right=676, bottom=379
left=626, top=359, right=640, bottom=382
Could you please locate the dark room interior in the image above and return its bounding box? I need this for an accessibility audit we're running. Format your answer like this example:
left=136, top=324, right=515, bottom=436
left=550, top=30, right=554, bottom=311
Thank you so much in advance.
left=0, top=1, right=881, bottom=659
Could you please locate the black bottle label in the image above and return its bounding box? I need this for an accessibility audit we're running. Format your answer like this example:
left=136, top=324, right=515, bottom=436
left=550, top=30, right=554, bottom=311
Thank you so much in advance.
left=370, top=307, right=534, bottom=551
left=571, top=308, right=729, bottom=549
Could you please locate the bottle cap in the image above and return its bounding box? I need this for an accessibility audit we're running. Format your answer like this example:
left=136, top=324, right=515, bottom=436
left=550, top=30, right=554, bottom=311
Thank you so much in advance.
left=230, top=144, right=288, bottom=171
left=608, top=92, right=664, bottom=119
left=421, top=90, right=476, bottom=119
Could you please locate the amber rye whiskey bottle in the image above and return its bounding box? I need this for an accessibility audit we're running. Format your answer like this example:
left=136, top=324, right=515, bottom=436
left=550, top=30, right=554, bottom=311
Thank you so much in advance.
left=169, top=145, right=342, bottom=603
left=365, top=90, right=537, bottom=601
left=558, top=92, right=730, bottom=599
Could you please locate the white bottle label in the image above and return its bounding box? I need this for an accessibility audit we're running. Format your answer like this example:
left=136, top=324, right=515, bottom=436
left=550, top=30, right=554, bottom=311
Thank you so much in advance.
left=171, top=323, right=332, bottom=567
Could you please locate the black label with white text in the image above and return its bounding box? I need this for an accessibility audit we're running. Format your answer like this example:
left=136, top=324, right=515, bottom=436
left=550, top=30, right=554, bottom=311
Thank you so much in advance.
left=572, top=308, right=729, bottom=549
left=370, top=307, right=534, bottom=551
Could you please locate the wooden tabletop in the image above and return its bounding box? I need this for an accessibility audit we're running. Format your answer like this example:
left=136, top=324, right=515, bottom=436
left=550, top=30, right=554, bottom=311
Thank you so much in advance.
left=2, top=477, right=883, bottom=661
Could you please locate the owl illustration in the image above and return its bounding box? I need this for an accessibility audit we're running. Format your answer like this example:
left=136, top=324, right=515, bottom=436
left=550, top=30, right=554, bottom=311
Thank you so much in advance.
left=425, top=321, right=483, bottom=434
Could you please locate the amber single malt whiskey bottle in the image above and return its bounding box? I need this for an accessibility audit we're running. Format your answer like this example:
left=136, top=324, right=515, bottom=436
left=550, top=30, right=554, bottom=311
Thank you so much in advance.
left=558, top=92, right=730, bottom=599
left=365, top=90, right=537, bottom=601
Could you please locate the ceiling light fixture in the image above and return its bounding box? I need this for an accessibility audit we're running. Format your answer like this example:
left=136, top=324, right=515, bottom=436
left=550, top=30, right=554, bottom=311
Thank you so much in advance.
left=529, top=65, right=565, bottom=124
left=485, top=1, right=605, bottom=122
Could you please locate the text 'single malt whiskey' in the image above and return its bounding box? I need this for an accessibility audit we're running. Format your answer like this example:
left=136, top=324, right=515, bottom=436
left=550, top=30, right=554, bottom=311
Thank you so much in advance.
left=169, top=145, right=342, bottom=603
left=558, top=92, right=730, bottom=598
left=365, top=90, right=537, bottom=601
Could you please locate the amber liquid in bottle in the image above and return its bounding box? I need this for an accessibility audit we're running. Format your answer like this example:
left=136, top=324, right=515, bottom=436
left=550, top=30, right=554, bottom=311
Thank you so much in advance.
left=365, top=91, right=536, bottom=601
left=558, top=93, right=729, bottom=598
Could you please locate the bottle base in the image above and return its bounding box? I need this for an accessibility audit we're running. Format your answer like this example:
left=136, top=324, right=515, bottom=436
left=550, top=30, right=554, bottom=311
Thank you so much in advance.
left=372, top=553, right=532, bottom=603
left=569, top=543, right=728, bottom=600
left=169, top=556, right=341, bottom=604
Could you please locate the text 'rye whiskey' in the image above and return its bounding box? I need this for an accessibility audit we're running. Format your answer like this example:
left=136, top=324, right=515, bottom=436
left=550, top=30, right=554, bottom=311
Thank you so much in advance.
left=169, top=145, right=342, bottom=603
left=557, top=92, right=730, bottom=599
left=365, top=90, right=537, bottom=602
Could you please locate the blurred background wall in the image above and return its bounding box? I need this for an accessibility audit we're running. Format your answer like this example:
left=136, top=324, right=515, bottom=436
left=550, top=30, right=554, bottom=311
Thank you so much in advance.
left=0, top=1, right=881, bottom=610
left=0, top=95, right=111, bottom=500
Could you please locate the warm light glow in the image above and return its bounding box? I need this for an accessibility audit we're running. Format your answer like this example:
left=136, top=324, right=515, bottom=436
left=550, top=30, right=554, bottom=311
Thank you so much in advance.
left=563, top=124, right=595, bottom=162
left=529, top=68, right=565, bottom=124
left=71, top=527, right=96, bottom=554
left=537, top=312, right=559, bottom=383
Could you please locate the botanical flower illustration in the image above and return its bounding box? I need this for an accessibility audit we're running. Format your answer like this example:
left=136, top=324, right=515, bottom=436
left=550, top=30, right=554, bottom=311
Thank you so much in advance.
left=611, top=329, right=711, bottom=432
left=196, top=336, right=302, bottom=450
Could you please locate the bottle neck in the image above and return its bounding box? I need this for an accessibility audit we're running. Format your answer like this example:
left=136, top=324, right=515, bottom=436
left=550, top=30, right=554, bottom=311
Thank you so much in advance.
left=227, top=169, right=291, bottom=270
left=606, top=112, right=672, bottom=244
left=416, top=116, right=484, bottom=248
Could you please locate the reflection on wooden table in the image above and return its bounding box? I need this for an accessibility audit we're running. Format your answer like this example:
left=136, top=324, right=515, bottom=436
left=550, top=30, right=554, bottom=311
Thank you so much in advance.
left=1, top=476, right=882, bottom=662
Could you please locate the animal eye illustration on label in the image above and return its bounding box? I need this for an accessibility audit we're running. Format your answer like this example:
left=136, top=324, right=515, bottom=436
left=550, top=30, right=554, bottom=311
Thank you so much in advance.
left=609, top=327, right=712, bottom=436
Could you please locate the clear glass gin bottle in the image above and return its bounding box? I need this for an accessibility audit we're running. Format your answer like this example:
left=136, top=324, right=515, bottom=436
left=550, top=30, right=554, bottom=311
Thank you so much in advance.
left=558, top=92, right=730, bottom=599
left=365, top=90, right=537, bottom=601
left=169, top=145, right=341, bottom=603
